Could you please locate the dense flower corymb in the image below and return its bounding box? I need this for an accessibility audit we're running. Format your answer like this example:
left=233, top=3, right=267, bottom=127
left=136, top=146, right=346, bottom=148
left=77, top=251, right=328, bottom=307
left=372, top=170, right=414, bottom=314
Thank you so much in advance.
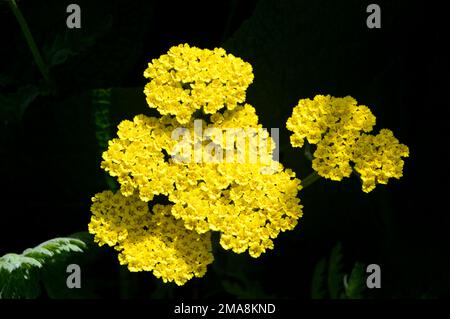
left=286, top=94, right=409, bottom=192
left=101, top=104, right=303, bottom=258
left=143, top=44, right=254, bottom=124
left=88, top=191, right=214, bottom=286
left=90, top=44, right=304, bottom=286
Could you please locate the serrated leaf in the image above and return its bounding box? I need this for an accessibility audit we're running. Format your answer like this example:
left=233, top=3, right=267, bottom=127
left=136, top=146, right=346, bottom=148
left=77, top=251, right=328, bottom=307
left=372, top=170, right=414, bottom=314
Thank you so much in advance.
left=311, top=257, right=327, bottom=299
left=0, top=236, right=88, bottom=299
left=328, top=243, right=344, bottom=299
left=21, top=247, right=54, bottom=264
left=345, top=262, right=365, bottom=299
left=23, top=238, right=86, bottom=263
left=69, top=232, right=95, bottom=247
left=0, top=254, right=42, bottom=299
left=0, top=254, right=43, bottom=272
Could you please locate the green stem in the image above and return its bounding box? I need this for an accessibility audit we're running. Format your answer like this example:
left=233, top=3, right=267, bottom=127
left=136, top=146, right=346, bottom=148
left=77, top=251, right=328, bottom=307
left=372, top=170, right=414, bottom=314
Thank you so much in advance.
left=8, top=0, right=50, bottom=82
left=301, top=171, right=321, bottom=189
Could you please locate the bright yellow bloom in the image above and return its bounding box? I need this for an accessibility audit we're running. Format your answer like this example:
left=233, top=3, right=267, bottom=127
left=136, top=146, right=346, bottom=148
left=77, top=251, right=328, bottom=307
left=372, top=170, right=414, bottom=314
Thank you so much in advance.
left=353, top=129, right=409, bottom=193
left=88, top=191, right=213, bottom=286
left=91, top=44, right=304, bottom=288
left=287, top=95, right=408, bottom=192
left=143, top=44, right=254, bottom=124
left=286, top=95, right=375, bottom=148
left=101, top=104, right=303, bottom=258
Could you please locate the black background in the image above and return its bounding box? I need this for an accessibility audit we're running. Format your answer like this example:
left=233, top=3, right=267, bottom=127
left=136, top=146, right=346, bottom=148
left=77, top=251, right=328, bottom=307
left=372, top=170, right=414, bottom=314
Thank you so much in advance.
left=1, top=0, right=449, bottom=298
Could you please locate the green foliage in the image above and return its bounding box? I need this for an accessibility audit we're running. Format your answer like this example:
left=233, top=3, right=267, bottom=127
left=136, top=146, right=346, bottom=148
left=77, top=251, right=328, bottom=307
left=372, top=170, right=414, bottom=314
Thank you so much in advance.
left=0, top=237, right=87, bottom=299
left=311, top=243, right=367, bottom=299
left=221, top=276, right=271, bottom=299
left=328, top=243, right=344, bottom=299
left=0, top=254, right=42, bottom=299
left=43, top=27, right=110, bottom=69
left=311, top=258, right=327, bottom=299
left=92, top=88, right=117, bottom=191
left=344, top=262, right=365, bottom=299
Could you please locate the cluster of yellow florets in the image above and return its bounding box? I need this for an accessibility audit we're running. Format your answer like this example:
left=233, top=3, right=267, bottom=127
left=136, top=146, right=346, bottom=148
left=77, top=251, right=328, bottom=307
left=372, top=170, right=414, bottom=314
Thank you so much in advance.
left=143, top=44, right=254, bottom=124
left=353, top=129, right=409, bottom=192
left=100, top=98, right=302, bottom=258
left=89, top=191, right=213, bottom=286
left=90, top=45, right=409, bottom=286
left=286, top=95, right=409, bottom=192
left=89, top=44, right=303, bottom=285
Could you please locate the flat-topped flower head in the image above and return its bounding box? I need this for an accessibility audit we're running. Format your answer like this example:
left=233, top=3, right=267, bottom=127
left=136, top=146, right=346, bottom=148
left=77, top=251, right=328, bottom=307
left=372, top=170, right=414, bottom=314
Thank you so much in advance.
left=100, top=103, right=303, bottom=258
left=143, top=44, right=254, bottom=124
left=88, top=191, right=213, bottom=286
left=287, top=95, right=409, bottom=192
left=286, top=95, right=376, bottom=148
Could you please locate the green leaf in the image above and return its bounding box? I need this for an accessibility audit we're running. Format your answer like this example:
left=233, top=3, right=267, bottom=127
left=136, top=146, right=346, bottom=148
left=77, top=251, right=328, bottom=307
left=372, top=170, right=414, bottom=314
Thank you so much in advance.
left=22, top=238, right=86, bottom=264
left=0, top=254, right=42, bottom=299
left=344, top=262, right=365, bottom=299
left=0, top=236, right=88, bottom=299
left=222, top=277, right=271, bottom=299
left=328, top=243, right=344, bottom=299
left=0, top=254, right=43, bottom=273
left=311, top=258, right=327, bottom=299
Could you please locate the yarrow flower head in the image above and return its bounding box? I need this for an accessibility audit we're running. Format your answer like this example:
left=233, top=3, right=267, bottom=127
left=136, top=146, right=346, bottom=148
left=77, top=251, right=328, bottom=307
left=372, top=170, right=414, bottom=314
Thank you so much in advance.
left=88, top=191, right=213, bottom=286
left=89, top=44, right=303, bottom=286
left=143, top=44, right=254, bottom=124
left=286, top=94, right=409, bottom=192
left=100, top=103, right=303, bottom=258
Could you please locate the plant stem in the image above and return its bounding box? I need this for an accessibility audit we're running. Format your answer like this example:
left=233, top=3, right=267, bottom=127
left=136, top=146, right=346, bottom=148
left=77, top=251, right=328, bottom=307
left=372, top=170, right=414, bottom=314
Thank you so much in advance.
left=8, top=0, right=50, bottom=82
left=301, top=171, right=321, bottom=189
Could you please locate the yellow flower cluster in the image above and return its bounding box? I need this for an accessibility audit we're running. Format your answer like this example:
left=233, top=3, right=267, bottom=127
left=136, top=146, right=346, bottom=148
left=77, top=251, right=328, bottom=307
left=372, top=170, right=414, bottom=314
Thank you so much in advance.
left=89, top=191, right=213, bottom=286
left=353, top=129, right=409, bottom=192
left=101, top=103, right=303, bottom=258
left=286, top=95, right=409, bottom=192
left=90, top=44, right=303, bottom=285
left=143, top=44, right=254, bottom=124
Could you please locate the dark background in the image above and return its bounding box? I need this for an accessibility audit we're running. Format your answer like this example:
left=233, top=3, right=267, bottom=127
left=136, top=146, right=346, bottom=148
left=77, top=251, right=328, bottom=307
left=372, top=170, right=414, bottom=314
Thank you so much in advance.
left=1, top=0, right=448, bottom=298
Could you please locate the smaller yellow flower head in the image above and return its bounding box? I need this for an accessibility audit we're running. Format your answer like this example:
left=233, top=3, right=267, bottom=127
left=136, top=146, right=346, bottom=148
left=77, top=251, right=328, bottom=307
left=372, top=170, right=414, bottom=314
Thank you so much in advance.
left=88, top=191, right=214, bottom=286
left=143, top=44, right=254, bottom=124
left=287, top=95, right=409, bottom=192
left=353, top=129, right=409, bottom=193
left=286, top=95, right=376, bottom=148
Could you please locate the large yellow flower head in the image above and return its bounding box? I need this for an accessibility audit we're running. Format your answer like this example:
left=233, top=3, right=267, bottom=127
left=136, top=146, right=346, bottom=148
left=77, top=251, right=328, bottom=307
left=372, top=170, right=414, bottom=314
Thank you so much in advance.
left=143, top=44, right=254, bottom=124
left=88, top=191, right=213, bottom=286
left=90, top=44, right=304, bottom=286
left=101, top=104, right=303, bottom=258
left=286, top=94, right=409, bottom=192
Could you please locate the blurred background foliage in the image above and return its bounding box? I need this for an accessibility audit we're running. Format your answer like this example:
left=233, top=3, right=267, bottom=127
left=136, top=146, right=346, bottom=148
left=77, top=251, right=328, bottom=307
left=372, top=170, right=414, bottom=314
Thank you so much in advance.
left=0, top=0, right=448, bottom=298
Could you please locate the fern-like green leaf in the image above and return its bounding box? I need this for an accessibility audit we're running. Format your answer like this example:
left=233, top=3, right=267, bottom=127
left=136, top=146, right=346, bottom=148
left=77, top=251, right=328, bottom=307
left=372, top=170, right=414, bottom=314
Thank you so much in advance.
left=0, top=254, right=42, bottom=299
left=0, top=237, right=87, bottom=299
